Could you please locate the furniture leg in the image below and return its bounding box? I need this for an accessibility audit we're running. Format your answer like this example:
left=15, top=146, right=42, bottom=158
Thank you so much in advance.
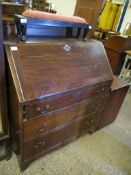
left=77, top=28, right=81, bottom=38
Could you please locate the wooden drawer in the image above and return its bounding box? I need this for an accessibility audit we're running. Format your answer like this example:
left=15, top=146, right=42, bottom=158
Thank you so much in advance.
left=24, top=83, right=110, bottom=119
left=23, top=96, right=108, bottom=140
left=24, top=128, right=63, bottom=161
left=63, top=112, right=100, bottom=144
left=23, top=119, right=80, bottom=161
left=23, top=112, right=100, bottom=161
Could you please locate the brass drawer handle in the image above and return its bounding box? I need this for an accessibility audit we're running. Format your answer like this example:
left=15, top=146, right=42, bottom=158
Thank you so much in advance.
left=36, top=104, right=50, bottom=114
left=92, top=105, right=99, bottom=111
left=35, top=127, right=44, bottom=133
left=34, top=141, right=46, bottom=149
left=96, top=87, right=105, bottom=94
left=36, top=107, right=41, bottom=112
left=96, top=89, right=100, bottom=94
left=35, top=122, right=47, bottom=133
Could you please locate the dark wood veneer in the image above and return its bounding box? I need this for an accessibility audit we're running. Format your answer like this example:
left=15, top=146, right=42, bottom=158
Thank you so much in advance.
left=5, top=39, right=113, bottom=171
left=5, top=38, right=129, bottom=172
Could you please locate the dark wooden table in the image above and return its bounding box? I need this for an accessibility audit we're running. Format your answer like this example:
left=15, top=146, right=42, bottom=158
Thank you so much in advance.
left=104, top=35, right=131, bottom=75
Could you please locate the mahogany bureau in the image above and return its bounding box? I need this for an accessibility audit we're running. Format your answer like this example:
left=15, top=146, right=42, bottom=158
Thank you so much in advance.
left=5, top=39, right=114, bottom=171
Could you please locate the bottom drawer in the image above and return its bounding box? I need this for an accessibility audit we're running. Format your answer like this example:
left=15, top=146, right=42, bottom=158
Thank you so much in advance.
left=24, top=129, right=63, bottom=161
left=23, top=112, right=100, bottom=161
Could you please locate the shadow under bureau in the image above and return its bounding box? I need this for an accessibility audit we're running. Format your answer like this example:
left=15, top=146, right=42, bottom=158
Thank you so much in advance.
left=5, top=39, right=127, bottom=171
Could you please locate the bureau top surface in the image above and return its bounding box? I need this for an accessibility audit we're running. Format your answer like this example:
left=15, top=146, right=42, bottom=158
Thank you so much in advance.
left=6, top=39, right=113, bottom=102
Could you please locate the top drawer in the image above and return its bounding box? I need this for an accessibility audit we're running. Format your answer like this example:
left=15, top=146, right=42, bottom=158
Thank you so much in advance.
left=24, top=83, right=110, bottom=119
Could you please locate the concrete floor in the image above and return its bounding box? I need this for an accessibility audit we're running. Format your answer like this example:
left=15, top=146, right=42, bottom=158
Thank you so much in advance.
left=0, top=93, right=131, bottom=175
left=103, top=93, right=131, bottom=148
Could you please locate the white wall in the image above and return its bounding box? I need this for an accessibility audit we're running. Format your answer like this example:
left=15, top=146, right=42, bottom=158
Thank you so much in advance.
left=47, top=0, right=77, bottom=16
left=120, top=3, right=131, bottom=34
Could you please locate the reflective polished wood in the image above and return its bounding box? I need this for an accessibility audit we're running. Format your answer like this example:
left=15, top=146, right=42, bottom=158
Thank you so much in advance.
left=5, top=39, right=113, bottom=171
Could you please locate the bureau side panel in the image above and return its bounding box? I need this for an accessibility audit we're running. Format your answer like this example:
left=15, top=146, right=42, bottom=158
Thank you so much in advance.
left=7, top=66, right=24, bottom=169
left=99, top=85, right=129, bottom=128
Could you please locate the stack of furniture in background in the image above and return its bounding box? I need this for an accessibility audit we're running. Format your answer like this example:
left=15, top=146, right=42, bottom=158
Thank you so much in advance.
left=119, top=50, right=131, bottom=91
left=123, top=23, right=131, bottom=36
left=98, top=1, right=123, bottom=32
left=2, top=2, right=26, bottom=37
left=95, top=0, right=126, bottom=40
left=32, top=0, right=56, bottom=13
left=103, top=35, right=131, bottom=75
left=32, top=0, right=46, bottom=11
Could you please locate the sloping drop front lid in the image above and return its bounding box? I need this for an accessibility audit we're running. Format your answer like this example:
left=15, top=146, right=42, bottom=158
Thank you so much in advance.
left=7, top=40, right=113, bottom=102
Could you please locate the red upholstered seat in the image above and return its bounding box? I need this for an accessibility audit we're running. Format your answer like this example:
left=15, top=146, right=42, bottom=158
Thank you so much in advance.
left=22, top=10, right=87, bottom=24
